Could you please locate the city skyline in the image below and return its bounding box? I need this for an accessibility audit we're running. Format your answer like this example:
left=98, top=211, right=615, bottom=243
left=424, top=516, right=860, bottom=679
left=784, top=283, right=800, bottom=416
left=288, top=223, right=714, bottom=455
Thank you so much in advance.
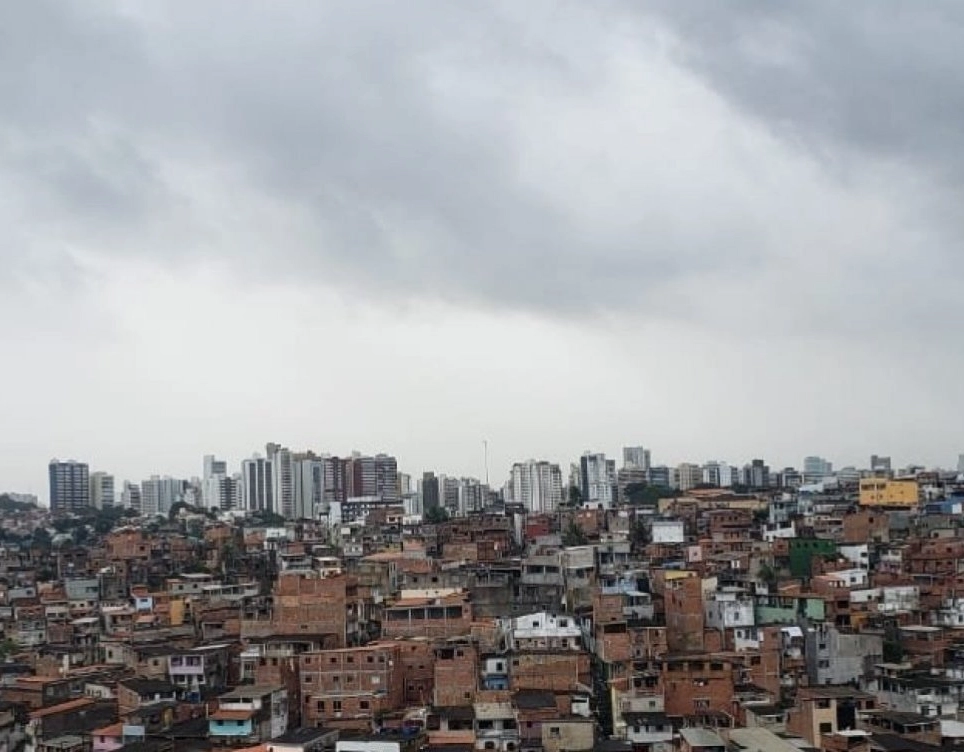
left=26, top=444, right=959, bottom=509
left=5, top=3, right=964, bottom=500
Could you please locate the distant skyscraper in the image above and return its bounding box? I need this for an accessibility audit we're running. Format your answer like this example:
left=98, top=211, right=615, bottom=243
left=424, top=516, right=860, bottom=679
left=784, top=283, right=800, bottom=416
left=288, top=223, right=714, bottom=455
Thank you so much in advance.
left=622, top=446, right=652, bottom=471
left=743, top=459, right=770, bottom=489
left=803, top=456, right=833, bottom=484
left=438, top=475, right=460, bottom=513
left=647, top=465, right=671, bottom=488
left=457, top=477, right=488, bottom=515
left=89, top=471, right=115, bottom=509
left=958, top=455, right=964, bottom=475
left=48, top=460, right=90, bottom=514
left=203, top=454, right=227, bottom=479
left=293, top=453, right=325, bottom=519
left=346, top=453, right=399, bottom=501
left=321, top=455, right=347, bottom=506
left=579, top=452, right=616, bottom=508
left=676, top=463, right=702, bottom=491
left=508, top=460, right=563, bottom=513
left=140, top=475, right=185, bottom=517
left=268, top=444, right=296, bottom=519
left=121, top=481, right=141, bottom=512
left=870, top=455, right=892, bottom=474
left=420, top=472, right=440, bottom=512
left=202, top=454, right=229, bottom=510
left=242, top=455, right=274, bottom=513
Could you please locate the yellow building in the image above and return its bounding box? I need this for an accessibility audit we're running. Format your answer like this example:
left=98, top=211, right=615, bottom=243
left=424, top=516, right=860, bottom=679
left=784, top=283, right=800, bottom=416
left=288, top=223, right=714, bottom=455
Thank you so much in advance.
left=859, top=478, right=919, bottom=507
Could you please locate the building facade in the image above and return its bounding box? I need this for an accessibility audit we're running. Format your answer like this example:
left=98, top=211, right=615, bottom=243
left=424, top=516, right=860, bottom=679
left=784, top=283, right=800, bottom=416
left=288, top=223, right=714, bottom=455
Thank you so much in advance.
left=49, top=460, right=90, bottom=514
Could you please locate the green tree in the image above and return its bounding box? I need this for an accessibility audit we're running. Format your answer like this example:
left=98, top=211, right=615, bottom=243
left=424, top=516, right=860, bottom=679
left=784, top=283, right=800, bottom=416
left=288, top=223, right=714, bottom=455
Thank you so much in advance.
left=567, top=485, right=583, bottom=507
left=0, top=638, right=17, bottom=661
left=883, top=639, right=904, bottom=663
left=758, top=563, right=779, bottom=590
left=424, top=506, right=449, bottom=524
left=32, top=528, right=52, bottom=550
left=253, top=510, right=286, bottom=526
left=562, top=520, right=588, bottom=547
left=629, top=519, right=649, bottom=550
left=625, top=483, right=676, bottom=507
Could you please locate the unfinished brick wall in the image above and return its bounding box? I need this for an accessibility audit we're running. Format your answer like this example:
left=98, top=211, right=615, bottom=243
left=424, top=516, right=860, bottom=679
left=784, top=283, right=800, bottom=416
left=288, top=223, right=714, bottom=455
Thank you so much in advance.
left=434, top=643, right=478, bottom=707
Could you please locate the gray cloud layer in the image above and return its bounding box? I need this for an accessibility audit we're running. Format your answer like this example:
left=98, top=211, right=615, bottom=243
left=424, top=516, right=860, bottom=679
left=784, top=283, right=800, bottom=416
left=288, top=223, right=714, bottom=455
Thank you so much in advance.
left=2, top=1, right=962, bottom=330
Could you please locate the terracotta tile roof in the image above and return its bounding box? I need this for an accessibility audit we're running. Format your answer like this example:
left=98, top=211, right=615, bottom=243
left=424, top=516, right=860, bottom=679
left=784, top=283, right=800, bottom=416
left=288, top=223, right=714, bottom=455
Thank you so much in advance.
left=29, top=698, right=95, bottom=720
left=210, top=708, right=256, bottom=721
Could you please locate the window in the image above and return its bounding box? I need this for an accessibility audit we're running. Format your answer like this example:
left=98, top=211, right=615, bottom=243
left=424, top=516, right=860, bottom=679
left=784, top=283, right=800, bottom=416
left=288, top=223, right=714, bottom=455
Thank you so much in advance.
left=347, top=656, right=354, bottom=663
left=549, top=727, right=560, bottom=739
left=360, top=700, right=370, bottom=710
left=816, top=699, right=831, bottom=709
left=317, top=701, right=325, bottom=711
left=819, top=723, right=833, bottom=734
left=333, top=701, right=342, bottom=712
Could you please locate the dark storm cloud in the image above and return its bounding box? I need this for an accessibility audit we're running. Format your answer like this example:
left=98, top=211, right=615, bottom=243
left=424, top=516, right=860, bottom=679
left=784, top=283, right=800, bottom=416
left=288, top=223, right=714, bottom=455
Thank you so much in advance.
left=642, top=1, right=964, bottom=183
left=2, top=0, right=962, bottom=325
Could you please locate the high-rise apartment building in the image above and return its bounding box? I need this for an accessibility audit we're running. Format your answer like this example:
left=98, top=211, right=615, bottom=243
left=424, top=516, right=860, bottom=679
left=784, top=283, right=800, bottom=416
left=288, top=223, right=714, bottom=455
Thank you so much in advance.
left=267, top=444, right=296, bottom=519
left=702, top=462, right=719, bottom=487
left=622, top=446, right=652, bottom=471
left=456, top=477, right=488, bottom=516
left=508, top=460, right=563, bottom=513
left=742, top=459, right=770, bottom=489
left=242, top=455, right=275, bottom=513
left=202, top=454, right=229, bottom=510
left=140, top=476, right=185, bottom=517
left=121, top=481, right=141, bottom=512
left=616, top=466, right=647, bottom=503
left=49, top=460, right=90, bottom=514
left=89, top=471, right=115, bottom=509
left=647, top=465, right=671, bottom=488
left=320, top=455, right=347, bottom=506
left=870, top=455, right=892, bottom=475
left=203, top=455, right=227, bottom=479
left=346, top=453, right=399, bottom=502
left=438, top=475, right=461, bottom=514
left=420, top=472, right=440, bottom=512
left=803, top=456, right=833, bottom=484
left=293, top=453, right=325, bottom=519
left=579, top=452, right=616, bottom=509
left=676, top=463, right=703, bottom=491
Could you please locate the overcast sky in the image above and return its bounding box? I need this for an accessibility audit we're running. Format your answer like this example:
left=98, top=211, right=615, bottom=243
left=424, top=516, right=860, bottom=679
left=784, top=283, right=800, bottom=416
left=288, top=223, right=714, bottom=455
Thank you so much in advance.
left=3, top=1, right=963, bottom=499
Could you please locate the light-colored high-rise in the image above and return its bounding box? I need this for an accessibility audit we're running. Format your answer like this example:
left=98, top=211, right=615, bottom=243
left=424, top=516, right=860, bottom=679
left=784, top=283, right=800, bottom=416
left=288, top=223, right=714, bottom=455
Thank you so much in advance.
left=140, top=475, right=184, bottom=517
left=579, top=452, right=616, bottom=509
left=676, top=463, right=702, bottom=491
left=202, top=455, right=229, bottom=510
left=457, top=477, right=488, bottom=515
left=89, top=471, right=115, bottom=509
left=622, top=446, right=651, bottom=471
left=508, top=460, right=563, bottom=513
left=267, top=444, right=296, bottom=519
left=293, top=454, right=325, bottom=519
left=803, top=456, right=833, bottom=484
